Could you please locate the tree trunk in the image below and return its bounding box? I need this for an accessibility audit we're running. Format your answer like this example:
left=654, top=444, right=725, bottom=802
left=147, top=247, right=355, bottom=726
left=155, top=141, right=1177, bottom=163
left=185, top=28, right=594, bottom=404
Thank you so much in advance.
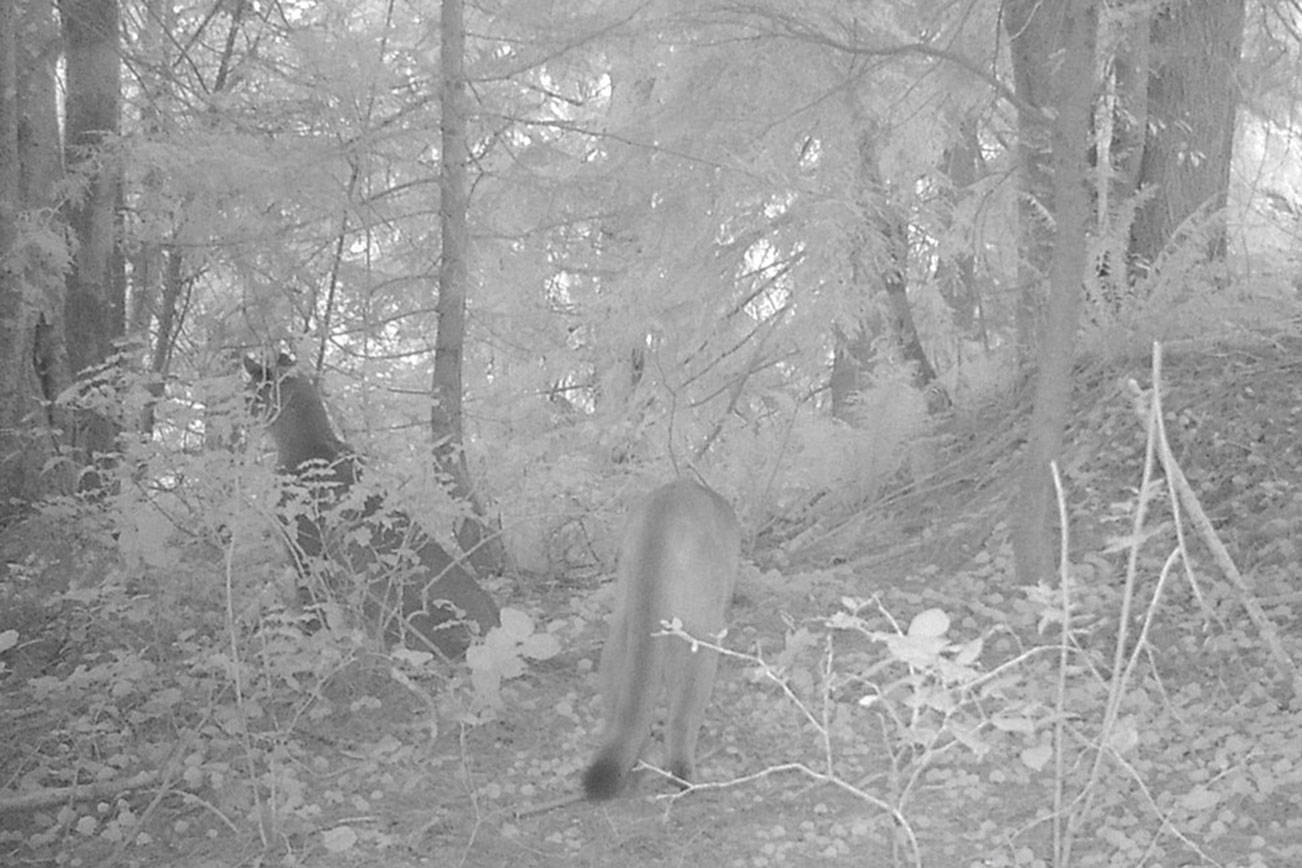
left=433, top=0, right=504, bottom=572
left=1004, top=0, right=1059, bottom=365
left=594, top=35, right=664, bottom=420
left=1129, top=0, right=1244, bottom=274
left=0, top=0, right=69, bottom=520
left=880, top=212, right=945, bottom=406
left=0, top=0, right=15, bottom=274
left=1011, top=0, right=1095, bottom=587
left=25, top=0, right=71, bottom=493
left=937, top=114, right=985, bottom=343
left=0, top=0, right=27, bottom=520
left=61, top=0, right=124, bottom=474
left=834, top=107, right=945, bottom=417
left=830, top=322, right=873, bottom=421
left=433, top=0, right=468, bottom=459
left=137, top=246, right=185, bottom=436
left=1106, top=13, right=1150, bottom=220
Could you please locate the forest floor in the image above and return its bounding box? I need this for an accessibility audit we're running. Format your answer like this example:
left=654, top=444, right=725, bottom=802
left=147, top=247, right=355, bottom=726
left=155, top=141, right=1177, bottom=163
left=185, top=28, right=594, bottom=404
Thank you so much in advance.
left=3, top=333, right=1302, bottom=867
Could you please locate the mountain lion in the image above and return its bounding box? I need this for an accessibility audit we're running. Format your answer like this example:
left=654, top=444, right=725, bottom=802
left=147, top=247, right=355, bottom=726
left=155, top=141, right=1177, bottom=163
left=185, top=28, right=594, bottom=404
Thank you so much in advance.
left=243, top=354, right=499, bottom=658
left=583, top=479, right=741, bottom=800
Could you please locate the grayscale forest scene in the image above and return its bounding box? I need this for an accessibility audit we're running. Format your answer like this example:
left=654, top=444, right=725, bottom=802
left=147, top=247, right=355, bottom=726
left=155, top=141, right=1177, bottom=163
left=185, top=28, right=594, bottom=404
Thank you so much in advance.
left=1, top=0, right=1300, bottom=865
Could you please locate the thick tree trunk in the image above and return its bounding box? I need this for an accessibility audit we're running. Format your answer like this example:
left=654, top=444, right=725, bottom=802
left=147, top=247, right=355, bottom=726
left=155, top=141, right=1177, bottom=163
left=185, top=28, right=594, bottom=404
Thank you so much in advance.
left=25, top=0, right=71, bottom=431
left=62, top=0, right=123, bottom=376
left=1129, top=0, right=1244, bottom=274
left=1011, top=0, right=1095, bottom=586
left=0, top=0, right=27, bottom=519
left=0, top=0, right=15, bottom=264
left=61, top=0, right=124, bottom=474
left=0, top=0, right=69, bottom=519
left=17, top=0, right=61, bottom=210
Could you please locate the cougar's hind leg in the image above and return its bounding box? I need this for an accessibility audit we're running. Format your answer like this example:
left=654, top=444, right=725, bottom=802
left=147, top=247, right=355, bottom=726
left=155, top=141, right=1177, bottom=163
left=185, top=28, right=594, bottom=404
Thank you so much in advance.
left=663, top=637, right=722, bottom=788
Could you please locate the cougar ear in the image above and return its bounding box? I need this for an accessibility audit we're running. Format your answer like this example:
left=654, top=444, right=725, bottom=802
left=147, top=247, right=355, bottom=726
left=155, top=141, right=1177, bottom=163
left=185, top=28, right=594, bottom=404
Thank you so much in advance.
left=243, top=352, right=297, bottom=381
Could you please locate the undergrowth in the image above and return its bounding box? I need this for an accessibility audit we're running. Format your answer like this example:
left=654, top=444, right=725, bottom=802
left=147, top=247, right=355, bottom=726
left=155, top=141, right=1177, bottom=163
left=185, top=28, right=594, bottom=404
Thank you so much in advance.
left=2, top=343, right=1300, bottom=867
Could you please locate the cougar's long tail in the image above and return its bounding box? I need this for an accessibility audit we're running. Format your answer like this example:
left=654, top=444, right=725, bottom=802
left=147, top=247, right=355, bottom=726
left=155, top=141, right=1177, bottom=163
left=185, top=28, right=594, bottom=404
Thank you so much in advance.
left=582, top=502, right=670, bottom=800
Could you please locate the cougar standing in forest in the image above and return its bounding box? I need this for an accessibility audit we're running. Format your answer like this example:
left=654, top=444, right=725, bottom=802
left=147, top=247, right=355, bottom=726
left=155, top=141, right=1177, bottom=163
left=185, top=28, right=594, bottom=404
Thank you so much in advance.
left=242, top=354, right=499, bottom=658
left=582, top=479, right=741, bottom=800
